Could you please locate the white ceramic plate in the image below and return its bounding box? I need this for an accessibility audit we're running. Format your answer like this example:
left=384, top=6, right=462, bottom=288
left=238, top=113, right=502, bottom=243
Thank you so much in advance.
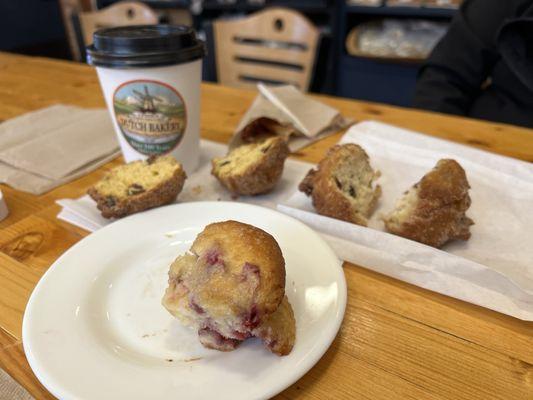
left=23, top=202, right=346, bottom=400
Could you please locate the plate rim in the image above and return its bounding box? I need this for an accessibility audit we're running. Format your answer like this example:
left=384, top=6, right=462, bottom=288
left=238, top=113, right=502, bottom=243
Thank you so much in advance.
left=23, top=201, right=347, bottom=400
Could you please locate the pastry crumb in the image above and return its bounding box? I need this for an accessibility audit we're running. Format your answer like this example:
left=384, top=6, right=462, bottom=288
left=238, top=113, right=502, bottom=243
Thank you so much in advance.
left=191, top=185, right=203, bottom=195
left=183, top=357, right=202, bottom=362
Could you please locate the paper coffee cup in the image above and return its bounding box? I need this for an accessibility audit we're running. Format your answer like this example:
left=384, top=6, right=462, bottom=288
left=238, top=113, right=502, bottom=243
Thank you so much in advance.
left=87, top=25, right=205, bottom=174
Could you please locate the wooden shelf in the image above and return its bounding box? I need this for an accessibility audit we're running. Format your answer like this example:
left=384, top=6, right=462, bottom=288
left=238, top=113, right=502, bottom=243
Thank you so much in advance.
left=202, top=0, right=331, bottom=13
left=98, top=0, right=190, bottom=9
left=345, top=5, right=457, bottom=18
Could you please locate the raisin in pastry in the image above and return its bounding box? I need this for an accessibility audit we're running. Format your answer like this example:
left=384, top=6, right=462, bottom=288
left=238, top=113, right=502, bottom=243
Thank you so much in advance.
left=162, top=220, right=296, bottom=356
left=299, top=144, right=381, bottom=226
left=88, top=155, right=186, bottom=218
left=383, top=159, right=474, bottom=248
left=211, top=137, right=289, bottom=196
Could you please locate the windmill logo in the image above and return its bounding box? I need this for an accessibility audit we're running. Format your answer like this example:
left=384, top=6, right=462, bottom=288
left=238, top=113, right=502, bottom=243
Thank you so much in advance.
left=133, top=85, right=160, bottom=113
left=113, top=80, right=187, bottom=156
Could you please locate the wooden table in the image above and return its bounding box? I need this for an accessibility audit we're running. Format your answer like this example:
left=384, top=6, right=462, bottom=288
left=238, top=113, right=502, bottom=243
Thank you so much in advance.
left=0, top=52, right=532, bottom=400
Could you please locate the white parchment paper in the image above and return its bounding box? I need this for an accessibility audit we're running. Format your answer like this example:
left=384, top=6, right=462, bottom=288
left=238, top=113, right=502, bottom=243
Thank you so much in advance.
left=57, top=122, right=533, bottom=320
left=280, top=121, right=533, bottom=319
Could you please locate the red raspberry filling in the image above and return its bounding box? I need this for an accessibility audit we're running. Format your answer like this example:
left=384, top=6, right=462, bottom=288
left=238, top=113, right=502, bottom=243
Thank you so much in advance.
left=189, top=297, right=205, bottom=314
left=241, top=262, right=260, bottom=280
left=198, top=327, right=242, bottom=351
left=204, top=248, right=223, bottom=266
left=243, top=304, right=260, bottom=330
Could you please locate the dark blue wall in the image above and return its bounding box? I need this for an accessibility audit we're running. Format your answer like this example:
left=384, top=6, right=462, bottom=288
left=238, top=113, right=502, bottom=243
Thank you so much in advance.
left=0, top=0, right=68, bottom=57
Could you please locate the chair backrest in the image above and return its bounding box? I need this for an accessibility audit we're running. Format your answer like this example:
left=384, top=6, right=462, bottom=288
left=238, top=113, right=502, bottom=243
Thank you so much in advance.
left=79, top=1, right=158, bottom=46
left=213, top=7, right=320, bottom=91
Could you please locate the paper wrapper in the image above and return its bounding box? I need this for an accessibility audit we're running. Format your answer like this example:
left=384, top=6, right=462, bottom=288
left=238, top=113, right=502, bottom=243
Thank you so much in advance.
left=280, top=121, right=533, bottom=320
left=0, top=105, right=120, bottom=194
left=57, top=124, right=533, bottom=320
left=229, top=84, right=352, bottom=152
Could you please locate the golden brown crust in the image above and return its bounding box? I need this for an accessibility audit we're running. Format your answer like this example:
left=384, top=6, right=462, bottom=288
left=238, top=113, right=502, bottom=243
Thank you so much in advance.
left=162, top=221, right=295, bottom=356
left=253, top=295, right=296, bottom=356
left=212, top=137, right=289, bottom=196
left=190, top=221, right=286, bottom=316
left=384, top=159, right=474, bottom=248
left=88, top=157, right=186, bottom=219
left=298, top=144, right=381, bottom=226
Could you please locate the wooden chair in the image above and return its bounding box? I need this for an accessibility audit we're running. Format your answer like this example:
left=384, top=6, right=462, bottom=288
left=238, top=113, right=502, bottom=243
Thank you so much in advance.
left=79, top=1, right=158, bottom=47
left=58, top=0, right=90, bottom=61
left=213, top=7, right=320, bottom=91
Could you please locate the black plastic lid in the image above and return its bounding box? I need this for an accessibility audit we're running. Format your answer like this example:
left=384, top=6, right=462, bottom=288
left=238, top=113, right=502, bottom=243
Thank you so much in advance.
left=86, top=25, right=205, bottom=68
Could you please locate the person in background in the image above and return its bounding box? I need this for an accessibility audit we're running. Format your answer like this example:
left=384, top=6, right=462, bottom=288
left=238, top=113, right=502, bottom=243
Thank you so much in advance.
left=413, top=0, right=533, bottom=128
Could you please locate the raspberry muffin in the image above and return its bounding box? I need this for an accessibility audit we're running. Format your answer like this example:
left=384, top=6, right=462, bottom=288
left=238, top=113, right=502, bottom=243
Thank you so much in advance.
left=162, top=220, right=296, bottom=355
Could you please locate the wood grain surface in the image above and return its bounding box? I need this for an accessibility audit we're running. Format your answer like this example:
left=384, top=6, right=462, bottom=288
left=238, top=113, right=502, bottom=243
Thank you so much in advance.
left=0, top=52, right=532, bottom=400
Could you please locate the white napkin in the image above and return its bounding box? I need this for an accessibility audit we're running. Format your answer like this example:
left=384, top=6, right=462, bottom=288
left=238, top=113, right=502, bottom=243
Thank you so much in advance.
left=57, top=123, right=533, bottom=320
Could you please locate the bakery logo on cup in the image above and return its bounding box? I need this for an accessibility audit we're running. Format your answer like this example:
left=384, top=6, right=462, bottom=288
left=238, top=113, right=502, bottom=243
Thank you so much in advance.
left=113, top=80, right=187, bottom=155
